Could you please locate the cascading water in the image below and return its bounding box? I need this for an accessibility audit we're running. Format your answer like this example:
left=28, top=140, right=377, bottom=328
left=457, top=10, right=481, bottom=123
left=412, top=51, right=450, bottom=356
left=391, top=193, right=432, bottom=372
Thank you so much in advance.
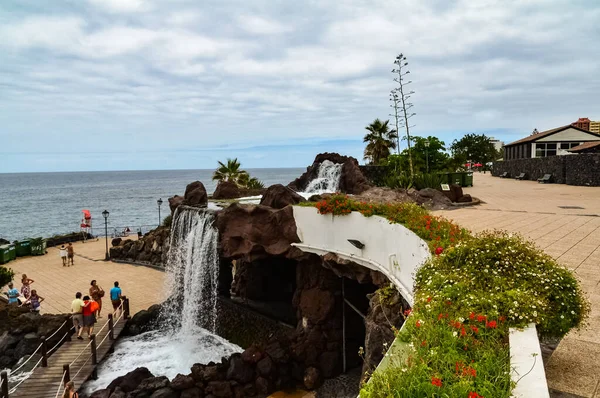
left=304, top=160, right=343, bottom=193
left=163, top=206, right=219, bottom=333
left=84, top=206, right=240, bottom=393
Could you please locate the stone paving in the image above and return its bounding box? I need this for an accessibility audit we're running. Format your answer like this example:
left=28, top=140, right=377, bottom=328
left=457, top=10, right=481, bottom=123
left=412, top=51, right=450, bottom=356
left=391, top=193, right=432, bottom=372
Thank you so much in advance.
left=435, top=173, right=600, bottom=398
left=1, top=236, right=166, bottom=316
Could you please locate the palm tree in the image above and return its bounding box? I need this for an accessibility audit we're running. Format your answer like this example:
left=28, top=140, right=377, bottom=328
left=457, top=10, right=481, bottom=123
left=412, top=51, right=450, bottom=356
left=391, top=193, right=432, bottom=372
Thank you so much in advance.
left=363, top=119, right=398, bottom=164
left=212, top=158, right=248, bottom=184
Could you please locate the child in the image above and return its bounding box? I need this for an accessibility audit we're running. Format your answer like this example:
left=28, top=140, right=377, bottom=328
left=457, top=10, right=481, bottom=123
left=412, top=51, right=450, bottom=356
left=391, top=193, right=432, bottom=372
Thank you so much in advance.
left=59, top=245, right=67, bottom=267
left=24, top=289, right=44, bottom=313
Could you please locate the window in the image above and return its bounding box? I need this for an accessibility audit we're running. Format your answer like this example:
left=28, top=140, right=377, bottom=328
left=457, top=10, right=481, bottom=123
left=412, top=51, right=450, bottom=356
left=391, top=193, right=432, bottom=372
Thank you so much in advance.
left=535, top=143, right=557, bottom=157
left=559, top=142, right=581, bottom=149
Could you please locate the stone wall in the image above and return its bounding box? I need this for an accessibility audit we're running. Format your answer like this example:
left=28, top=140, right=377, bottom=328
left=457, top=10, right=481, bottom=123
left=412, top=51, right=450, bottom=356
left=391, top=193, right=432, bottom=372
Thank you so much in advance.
left=492, top=157, right=566, bottom=183
left=109, top=226, right=170, bottom=267
left=564, top=154, right=600, bottom=186
left=493, top=154, right=600, bottom=186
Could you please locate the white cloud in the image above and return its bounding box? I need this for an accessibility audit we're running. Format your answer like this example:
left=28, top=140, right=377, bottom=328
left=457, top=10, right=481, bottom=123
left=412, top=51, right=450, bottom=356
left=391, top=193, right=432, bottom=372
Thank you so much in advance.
left=0, top=16, right=85, bottom=50
left=237, top=15, right=290, bottom=35
left=88, top=0, right=149, bottom=13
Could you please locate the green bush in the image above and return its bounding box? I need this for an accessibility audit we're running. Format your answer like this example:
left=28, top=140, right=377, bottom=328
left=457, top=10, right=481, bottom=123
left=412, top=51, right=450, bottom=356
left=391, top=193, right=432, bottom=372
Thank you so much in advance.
left=413, top=173, right=446, bottom=190
left=384, top=172, right=413, bottom=189
left=360, top=231, right=589, bottom=397
left=162, top=214, right=173, bottom=228
left=0, top=265, right=14, bottom=290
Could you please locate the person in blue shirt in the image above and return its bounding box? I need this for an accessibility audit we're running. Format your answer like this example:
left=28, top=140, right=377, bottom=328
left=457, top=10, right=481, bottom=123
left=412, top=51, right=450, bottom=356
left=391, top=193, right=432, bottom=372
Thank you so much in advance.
left=5, top=282, right=20, bottom=304
left=110, top=281, right=123, bottom=316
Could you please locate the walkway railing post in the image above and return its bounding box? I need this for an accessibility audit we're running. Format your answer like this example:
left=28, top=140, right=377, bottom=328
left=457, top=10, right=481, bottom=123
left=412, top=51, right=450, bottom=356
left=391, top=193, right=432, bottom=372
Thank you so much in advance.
left=41, top=336, right=48, bottom=367
left=123, top=296, right=130, bottom=319
left=1, top=370, right=9, bottom=398
left=108, top=314, right=114, bottom=340
left=91, top=335, right=97, bottom=365
left=63, top=364, right=70, bottom=384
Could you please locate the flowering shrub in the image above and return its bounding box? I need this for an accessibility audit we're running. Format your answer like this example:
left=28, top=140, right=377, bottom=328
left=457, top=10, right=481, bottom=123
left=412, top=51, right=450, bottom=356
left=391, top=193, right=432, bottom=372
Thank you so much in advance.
left=360, top=231, right=589, bottom=398
left=302, top=197, right=589, bottom=397
left=310, top=194, right=470, bottom=250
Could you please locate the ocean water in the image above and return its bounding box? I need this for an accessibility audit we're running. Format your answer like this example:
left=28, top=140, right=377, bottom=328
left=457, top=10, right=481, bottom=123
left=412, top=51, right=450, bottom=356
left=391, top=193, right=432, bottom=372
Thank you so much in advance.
left=0, top=168, right=304, bottom=241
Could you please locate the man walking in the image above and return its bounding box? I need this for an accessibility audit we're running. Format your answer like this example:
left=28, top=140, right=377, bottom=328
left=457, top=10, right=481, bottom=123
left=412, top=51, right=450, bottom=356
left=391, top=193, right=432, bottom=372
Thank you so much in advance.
left=71, top=292, right=85, bottom=340
left=110, top=281, right=122, bottom=317
left=67, top=243, right=75, bottom=266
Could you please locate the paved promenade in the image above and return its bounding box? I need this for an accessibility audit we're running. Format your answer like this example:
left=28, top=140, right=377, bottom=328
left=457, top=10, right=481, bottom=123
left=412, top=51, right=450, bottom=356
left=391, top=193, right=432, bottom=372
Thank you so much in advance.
left=436, top=173, right=600, bottom=398
left=1, top=237, right=166, bottom=316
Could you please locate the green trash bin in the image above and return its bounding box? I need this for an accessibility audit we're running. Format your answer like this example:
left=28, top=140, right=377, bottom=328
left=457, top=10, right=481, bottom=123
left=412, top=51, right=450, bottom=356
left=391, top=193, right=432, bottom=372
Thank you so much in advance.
left=464, top=172, right=474, bottom=187
left=0, top=245, right=11, bottom=264
left=15, top=239, right=32, bottom=257
left=8, top=244, right=16, bottom=261
left=30, top=238, right=46, bottom=256
left=449, top=172, right=463, bottom=186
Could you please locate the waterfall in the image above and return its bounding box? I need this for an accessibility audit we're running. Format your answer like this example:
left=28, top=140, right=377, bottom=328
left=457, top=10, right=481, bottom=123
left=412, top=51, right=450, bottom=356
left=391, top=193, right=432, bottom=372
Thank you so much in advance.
left=305, top=160, right=343, bottom=193
left=163, top=206, right=219, bottom=334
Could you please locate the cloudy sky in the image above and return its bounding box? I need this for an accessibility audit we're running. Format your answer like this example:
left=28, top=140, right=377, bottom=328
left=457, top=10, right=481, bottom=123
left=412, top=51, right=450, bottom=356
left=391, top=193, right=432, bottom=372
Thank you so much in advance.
left=1, top=0, right=599, bottom=172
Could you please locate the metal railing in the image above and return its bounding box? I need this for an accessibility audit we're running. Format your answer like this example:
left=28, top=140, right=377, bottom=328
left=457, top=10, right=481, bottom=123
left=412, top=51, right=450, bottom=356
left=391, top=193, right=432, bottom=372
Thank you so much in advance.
left=4, top=297, right=130, bottom=397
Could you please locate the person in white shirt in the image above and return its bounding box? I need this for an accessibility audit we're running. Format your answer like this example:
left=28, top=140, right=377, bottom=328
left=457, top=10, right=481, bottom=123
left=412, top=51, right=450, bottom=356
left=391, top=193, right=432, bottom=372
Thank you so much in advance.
left=59, top=245, right=67, bottom=266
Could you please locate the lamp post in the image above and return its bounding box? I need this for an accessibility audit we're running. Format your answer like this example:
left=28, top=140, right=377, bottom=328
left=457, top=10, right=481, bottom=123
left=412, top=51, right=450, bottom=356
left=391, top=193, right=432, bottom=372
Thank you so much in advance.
left=102, top=210, right=109, bottom=261
left=157, top=198, right=163, bottom=226
left=424, top=139, right=430, bottom=173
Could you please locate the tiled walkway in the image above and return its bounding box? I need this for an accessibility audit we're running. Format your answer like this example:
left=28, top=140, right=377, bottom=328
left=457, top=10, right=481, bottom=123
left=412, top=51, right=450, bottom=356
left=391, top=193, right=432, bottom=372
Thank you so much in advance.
left=1, top=237, right=166, bottom=316
left=436, top=173, right=600, bottom=398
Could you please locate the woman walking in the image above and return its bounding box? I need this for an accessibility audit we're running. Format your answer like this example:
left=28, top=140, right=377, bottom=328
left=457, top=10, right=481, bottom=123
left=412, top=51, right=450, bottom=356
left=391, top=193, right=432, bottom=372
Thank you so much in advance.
left=24, top=289, right=44, bottom=313
left=20, top=274, right=34, bottom=300
left=82, top=295, right=97, bottom=338
left=89, top=280, right=104, bottom=318
left=62, top=381, right=79, bottom=398
left=59, top=245, right=67, bottom=266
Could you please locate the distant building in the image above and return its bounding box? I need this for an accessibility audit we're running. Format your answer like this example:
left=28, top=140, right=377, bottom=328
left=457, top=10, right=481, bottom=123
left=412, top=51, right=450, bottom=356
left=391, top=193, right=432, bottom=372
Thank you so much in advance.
left=572, top=117, right=591, bottom=131
left=489, top=137, right=504, bottom=152
left=590, top=120, right=600, bottom=134
left=503, top=125, right=600, bottom=160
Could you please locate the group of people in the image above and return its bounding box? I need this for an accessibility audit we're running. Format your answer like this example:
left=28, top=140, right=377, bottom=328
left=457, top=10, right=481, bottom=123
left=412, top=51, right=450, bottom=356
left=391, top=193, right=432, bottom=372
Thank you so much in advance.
left=59, top=242, right=75, bottom=267
left=4, top=274, right=44, bottom=312
left=70, top=280, right=123, bottom=340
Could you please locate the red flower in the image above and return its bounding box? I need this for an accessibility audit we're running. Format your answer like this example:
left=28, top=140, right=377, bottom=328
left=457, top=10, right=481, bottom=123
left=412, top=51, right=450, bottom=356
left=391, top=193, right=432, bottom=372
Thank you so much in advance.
left=437, top=313, right=444, bottom=321
left=403, top=308, right=412, bottom=316
left=486, top=320, right=497, bottom=329
left=435, top=247, right=444, bottom=255
left=468, top=392, right=484, bottom=398
left=499, top=316, right=506, bottom=322
left=421, top=340, right=427, bottom=347
left=470, top=325, right=479, bottom=334
left=477, top=314, right=486, bottom=323
left=431, top=377, right=442, bottom=387
left=427, top=296, right=432, bottom=302
left=416, top=320, right=422, bottom=328
left=460, top=326, right=466, bottom=336
left=469, top=312, right=475, bottom=320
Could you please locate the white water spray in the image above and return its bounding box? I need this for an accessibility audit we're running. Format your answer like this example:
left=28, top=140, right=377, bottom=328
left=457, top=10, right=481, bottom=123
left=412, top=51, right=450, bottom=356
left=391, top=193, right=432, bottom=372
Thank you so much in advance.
left=305, top=160, right=343, bottom=193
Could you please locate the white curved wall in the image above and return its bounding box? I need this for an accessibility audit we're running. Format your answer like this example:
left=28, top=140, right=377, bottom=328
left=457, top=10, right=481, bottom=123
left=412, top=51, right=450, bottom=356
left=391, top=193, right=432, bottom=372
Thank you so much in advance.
left=292, top=206, right=431, bottom=305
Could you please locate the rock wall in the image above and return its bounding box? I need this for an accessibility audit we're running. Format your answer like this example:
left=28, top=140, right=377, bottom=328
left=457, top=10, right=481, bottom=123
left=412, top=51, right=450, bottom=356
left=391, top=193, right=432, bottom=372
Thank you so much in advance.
left=564, top=154, right=600, bottom=186
left=109, top=226, right=170, bottom=267
left=0, top=302, right=70, bottom=369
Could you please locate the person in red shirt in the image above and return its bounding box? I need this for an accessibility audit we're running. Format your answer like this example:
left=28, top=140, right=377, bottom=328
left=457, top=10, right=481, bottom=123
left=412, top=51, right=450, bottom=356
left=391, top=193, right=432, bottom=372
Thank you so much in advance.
left=82, top=295, right=97, bottom=339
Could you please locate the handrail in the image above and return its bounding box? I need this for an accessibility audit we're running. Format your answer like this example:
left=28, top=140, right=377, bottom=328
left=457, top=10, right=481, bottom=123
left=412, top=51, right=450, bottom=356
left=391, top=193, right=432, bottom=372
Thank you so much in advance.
left=48, top=327, right=75, bottom=356
left=53, top=371, right=67, bottom=398
left=68, top=340, right=94, bottom=367
left=9, top=356, right=43, bottom=394
left=46, top=318, right=70, bottom=340
left=8, top=343, right=43, bottom=375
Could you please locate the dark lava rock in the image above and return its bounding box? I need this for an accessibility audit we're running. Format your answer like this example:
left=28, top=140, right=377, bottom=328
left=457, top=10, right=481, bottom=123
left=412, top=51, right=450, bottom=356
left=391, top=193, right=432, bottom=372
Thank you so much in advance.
left=169, top=195, right=185, bottom=215
left=125, top=304, right=161, bottom=336
left=216, top=203, right=302, bottom=263
left=109, top=387, right=126, bottom=398
left=255, top=377, right=271, bottom=395
left=240, top=345, right=263, bottom=364
left=441, top=184, right=463, bottom=203
left=137, top=376, right=170, bottom=391
left=457, top=194, right=473, bottom=203
left=89, top=389, right=111, bottom=398
left=181, top=387, right=203, bottom=398
left=183, top=181, right=208, bottom=207
left=319, top=351, right=340, bottom=378
left=212, top=181, right=241, bottom=200
left=288, top=153, right=371, bottom=194
left=171, top=374, right=196, bottom=390
left=298, top=288, right=335, bottom=324
left=206, top=381, right=233, bottom=397
left=112, top=238, right=122, bottom=247
left=412, top=188, right=452, bottom=210
left=226, top=354, right=254, bottom=384
left=256, top=357, right=274, bottom=377
left=307, top=194, right=323, bottom=202
left=303, top=367, right=322, bottom=390
left=107, top=367, right=154, bottom=393
left=259, top=184, right=304, bottom=209
left=150, top=387, right=179, bottom=398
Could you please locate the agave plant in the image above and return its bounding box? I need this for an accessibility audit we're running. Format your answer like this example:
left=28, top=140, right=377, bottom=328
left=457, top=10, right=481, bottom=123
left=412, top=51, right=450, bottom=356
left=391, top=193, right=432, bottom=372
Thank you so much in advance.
left=412, top=173, right=446, bottom=190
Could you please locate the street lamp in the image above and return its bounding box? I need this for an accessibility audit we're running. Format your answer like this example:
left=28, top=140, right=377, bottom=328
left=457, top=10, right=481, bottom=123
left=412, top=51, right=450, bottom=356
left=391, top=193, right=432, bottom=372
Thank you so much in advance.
left=102, top=210, right=109, bottom=261
left=157, top=198, right=163, bottom=226
left=424, top=139, right=430, bottom=173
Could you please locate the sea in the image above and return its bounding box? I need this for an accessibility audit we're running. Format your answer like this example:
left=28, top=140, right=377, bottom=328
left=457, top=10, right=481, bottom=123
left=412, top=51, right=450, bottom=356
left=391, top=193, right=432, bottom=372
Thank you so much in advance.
left=0, top=168, right=304, bottom=242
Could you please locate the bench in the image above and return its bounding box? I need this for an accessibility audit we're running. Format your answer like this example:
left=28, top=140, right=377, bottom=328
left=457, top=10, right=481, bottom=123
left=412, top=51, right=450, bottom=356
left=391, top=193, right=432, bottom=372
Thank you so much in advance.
left=500, top=172, right=509, bottom=178
left=537, top=174, right=552, bottom=183
left=515, top=173, right=526, bottom=180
